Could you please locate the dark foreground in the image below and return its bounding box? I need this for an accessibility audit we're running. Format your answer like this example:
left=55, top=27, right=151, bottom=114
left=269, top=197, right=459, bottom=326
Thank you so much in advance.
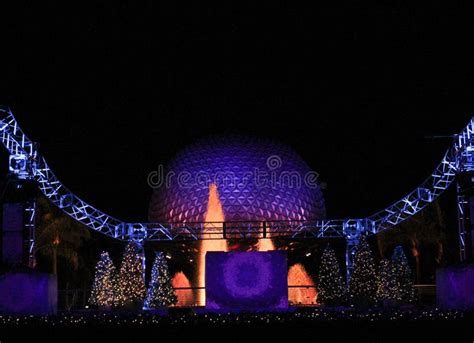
left=1, top=308, right=473, bottom=342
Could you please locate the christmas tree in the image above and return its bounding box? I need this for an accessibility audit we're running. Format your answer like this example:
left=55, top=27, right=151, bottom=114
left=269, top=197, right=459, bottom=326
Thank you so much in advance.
left=144, top=252, right=178, bottom=309
left=348, top=236, right=377, bottom=306
left=317, top=245, right=346, bottom=305
left=391, top=246, right=416, bottom=303
left=376, top=259, right=399, bottom=305
left=89, top=251, right=117, bottom=308
left=116, top=242, right=146, bottom=308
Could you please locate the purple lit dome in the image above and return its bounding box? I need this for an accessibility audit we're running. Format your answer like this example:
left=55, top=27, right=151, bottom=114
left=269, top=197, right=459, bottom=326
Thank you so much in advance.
left=149, top=136, right=326, bottom=223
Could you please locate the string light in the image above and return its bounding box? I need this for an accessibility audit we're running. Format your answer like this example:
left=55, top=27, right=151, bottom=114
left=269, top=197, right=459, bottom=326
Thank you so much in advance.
left=115, top=242, right=146, bottom=308
left=376, top=259, right=400, bottom=303
left=391, top=246, right=416, bottom=303
left=89, top=251, right=117, bottom=308
left=144, top=252, right=178, bottom=309
left=0, top=308, right=464, bottom=328
left=318, top=245, right=346, bottom=305
left=349, top=236, right=377, bottom=305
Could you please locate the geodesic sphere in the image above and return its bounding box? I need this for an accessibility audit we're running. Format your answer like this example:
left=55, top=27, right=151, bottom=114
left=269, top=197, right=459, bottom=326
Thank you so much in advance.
left=149, top=136, right=326, bottom=223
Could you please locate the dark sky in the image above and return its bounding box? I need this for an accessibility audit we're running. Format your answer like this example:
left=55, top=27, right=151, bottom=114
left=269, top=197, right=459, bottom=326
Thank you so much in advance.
left=1, top=3, right=473, bottom=222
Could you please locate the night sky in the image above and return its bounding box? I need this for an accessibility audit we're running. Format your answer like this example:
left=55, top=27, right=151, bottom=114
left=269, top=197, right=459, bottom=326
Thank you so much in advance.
left=1, top=3, right=473, bottom=223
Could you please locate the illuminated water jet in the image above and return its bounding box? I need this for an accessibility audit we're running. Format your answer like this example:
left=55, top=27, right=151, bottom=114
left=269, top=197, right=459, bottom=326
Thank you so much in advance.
left=197, top=183, right=227, bottom=305
left=148, top=137, right=327, bottom=307
left=288, top=263, right=318, bottom=305
left=258, top=238, right=275, bottom=251
left=258, top=237, right=317, bottom=305
left=171, top=271, right=193, bottom=307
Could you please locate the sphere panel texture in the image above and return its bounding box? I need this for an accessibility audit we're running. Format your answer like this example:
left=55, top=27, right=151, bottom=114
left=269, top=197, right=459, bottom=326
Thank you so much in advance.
left=149, top=137, right=326, bottom=223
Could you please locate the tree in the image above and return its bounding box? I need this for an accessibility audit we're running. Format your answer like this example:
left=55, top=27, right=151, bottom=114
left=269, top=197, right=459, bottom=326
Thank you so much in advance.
left=116, top=242, right=146, bottom=308
left=144, top=252, right=177, bottom=309
left=376, top=201, right=448, bottom=283
left=35, top=196, right=90, bottom=275
left=89, top=251, right=117, bottom=308
left=317, top=245, right=346, bottom=305
left=392, top=246, right=416, bottom=303
left=376, top=259, right=399, bottom=305
left=349, top=236, right=377, bottom=306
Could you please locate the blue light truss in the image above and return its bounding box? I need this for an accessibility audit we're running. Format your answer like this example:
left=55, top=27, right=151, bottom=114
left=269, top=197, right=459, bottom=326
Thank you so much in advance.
left=1, top=106, right=473, bottom=279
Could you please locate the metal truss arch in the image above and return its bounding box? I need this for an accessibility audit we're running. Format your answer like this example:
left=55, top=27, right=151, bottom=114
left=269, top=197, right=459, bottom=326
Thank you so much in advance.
left=2, top=107, right=474, bottom=273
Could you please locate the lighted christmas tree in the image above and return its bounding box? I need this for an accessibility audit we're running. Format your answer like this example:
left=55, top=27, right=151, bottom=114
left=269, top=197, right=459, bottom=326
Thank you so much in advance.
left=376, top=259, right=399, bottom=305
left=144, top=252, right=178, bottom=309
left=391, top=246, right=416, bottom=303
left=89, top=251, right=117, bottom=308
left=116, top=242, right=146, bottom=308
left=348, top=236, right=377, bottom=306
left=317, top=245, right=346, bottom=305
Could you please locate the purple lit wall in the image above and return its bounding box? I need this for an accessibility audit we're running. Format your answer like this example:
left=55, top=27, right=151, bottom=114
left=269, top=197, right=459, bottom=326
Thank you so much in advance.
left=2, top=203, right=24, bottom=265
left=0, top=272, right=57, bottom=314
left=437, top=264, right=474, bottom=310
left=205, top=251, right=288, bottom=310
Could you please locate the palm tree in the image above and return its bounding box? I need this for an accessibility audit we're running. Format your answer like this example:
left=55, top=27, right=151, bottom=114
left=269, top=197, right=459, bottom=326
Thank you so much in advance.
left=35, top=197, right=90, bottom=275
